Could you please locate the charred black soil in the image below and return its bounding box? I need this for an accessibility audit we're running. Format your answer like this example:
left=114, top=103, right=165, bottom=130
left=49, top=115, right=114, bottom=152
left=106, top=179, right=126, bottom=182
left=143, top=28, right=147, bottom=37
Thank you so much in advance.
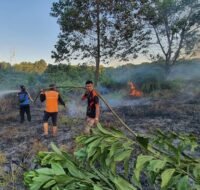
left=0, top=95, right=199, bottom=189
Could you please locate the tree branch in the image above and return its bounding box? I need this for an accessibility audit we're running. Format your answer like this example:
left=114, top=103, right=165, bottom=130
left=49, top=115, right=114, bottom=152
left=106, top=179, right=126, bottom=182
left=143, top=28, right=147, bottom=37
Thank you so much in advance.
left=186, top=26, right=200, bottom=34
left=152, top=25, right=167, bottom=57
left=172, top=7, right=193, bottom=64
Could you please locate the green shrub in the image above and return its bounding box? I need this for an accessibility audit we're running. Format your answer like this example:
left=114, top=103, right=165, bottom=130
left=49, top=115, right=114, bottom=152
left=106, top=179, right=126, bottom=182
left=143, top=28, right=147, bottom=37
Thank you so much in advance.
left=24, top=124, right=200, bottom=190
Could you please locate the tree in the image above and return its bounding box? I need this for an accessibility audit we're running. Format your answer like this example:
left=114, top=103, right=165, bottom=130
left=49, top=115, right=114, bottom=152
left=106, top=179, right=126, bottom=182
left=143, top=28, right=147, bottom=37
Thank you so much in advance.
left=34, top=59, right=47, bottom=73
left=0, top=62, right=11, bottom=70
left=51, top=0, right=146, bottom=85
left=136, top=0, right=200, bottom=72
left=13, top=60, right=47, bottom=73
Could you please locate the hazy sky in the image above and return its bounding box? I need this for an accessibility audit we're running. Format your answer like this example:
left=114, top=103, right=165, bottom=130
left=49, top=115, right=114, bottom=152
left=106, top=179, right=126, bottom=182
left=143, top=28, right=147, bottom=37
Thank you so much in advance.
left=0, top=0, right=59, bottom=64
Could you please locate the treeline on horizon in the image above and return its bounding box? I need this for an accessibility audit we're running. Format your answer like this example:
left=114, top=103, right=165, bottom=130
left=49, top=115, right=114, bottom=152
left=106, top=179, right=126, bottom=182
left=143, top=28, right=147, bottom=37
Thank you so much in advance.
left=1, top=58, right=200, bottom=73
left=0, top=59, right=200, bottom=94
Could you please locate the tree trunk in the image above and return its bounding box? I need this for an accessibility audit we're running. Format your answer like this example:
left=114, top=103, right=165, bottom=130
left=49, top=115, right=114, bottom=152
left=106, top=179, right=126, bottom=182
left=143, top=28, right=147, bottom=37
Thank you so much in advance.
left=172, top=29, right=185, bottom=65
left=95, top=56, right=100, bottom=86
left=94, top=0, right=100, bottom=87
left=165, top=59, right=171, bottom=74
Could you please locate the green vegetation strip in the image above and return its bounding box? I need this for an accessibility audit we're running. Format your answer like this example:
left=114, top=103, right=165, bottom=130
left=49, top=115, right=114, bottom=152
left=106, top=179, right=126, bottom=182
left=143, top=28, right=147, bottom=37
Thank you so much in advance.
left=24, top=124, right=200, bottom=190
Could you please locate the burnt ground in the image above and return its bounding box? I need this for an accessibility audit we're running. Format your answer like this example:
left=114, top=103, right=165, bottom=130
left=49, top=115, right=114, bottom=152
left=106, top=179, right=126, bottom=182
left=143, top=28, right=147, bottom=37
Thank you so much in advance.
left=0, top=95, right=200, bottom=190
left=115, top=97, right=200, bottom=136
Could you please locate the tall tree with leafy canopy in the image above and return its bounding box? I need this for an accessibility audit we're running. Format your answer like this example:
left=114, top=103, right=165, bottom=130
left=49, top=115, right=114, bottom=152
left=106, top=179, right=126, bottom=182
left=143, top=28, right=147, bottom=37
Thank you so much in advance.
left=136, top=0, right=200, bottom=72
left=50, top=0, right=148, bottom=85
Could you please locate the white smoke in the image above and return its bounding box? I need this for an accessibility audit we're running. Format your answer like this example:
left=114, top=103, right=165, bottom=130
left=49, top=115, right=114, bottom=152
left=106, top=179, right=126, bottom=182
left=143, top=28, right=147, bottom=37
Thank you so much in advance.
left=67, top=100, right=86, bottom=118
left=103, top=97, right=151, bottom=108
left=167, top=62, right=200, bottom=81
left=0, top=90, right=19, bottom=97
left=66, top=93, right=151, bottom=118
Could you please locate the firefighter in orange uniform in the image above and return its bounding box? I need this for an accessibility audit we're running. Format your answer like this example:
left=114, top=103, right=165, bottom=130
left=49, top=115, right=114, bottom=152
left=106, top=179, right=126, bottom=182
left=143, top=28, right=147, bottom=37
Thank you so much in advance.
left=40, top=84, right=65, bottom=137
left=82, top=80, right=100, bottom=134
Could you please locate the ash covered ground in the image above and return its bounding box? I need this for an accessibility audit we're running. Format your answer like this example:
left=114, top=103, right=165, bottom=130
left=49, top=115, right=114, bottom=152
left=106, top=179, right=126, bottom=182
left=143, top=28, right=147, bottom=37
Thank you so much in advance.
left=0, top=92, right=199, bottom=189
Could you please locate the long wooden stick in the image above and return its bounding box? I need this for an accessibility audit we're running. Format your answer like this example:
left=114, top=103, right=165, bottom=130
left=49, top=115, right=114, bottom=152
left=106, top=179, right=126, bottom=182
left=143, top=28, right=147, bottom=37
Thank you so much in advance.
left=33, top=86, right=137, bottom=137
left=33, top=86, right=86, bottom=103
left=95, top=90, right=137, bottom=137
left=33, top=91, right=41, bottom=103
left=57, top=86, right=85, bottom=89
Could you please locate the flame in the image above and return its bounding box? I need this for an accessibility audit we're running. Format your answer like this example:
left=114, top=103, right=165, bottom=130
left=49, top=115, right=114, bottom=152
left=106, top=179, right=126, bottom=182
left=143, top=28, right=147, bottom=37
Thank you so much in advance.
left=128, top=81, right=143, bottom=97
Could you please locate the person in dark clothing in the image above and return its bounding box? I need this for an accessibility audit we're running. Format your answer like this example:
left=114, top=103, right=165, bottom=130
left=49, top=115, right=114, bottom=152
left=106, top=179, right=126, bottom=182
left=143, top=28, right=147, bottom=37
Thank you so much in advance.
left=18, top=85, right=33, bottom=123
left=40, top=84, right=65, bottom=137
left=81, top=80, right=100, bottom=134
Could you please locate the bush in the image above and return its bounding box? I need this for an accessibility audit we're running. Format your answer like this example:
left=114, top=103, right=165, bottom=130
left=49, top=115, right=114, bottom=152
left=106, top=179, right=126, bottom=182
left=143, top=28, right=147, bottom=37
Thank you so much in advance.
left=24, top=124, right=200, bottom=190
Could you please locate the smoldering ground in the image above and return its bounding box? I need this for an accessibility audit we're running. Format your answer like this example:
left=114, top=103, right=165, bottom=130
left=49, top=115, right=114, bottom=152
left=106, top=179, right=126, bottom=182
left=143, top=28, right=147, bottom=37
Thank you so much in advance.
left=0, top=61, right=199, bottom=189
left=0, top=60, right=200, bottom=120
